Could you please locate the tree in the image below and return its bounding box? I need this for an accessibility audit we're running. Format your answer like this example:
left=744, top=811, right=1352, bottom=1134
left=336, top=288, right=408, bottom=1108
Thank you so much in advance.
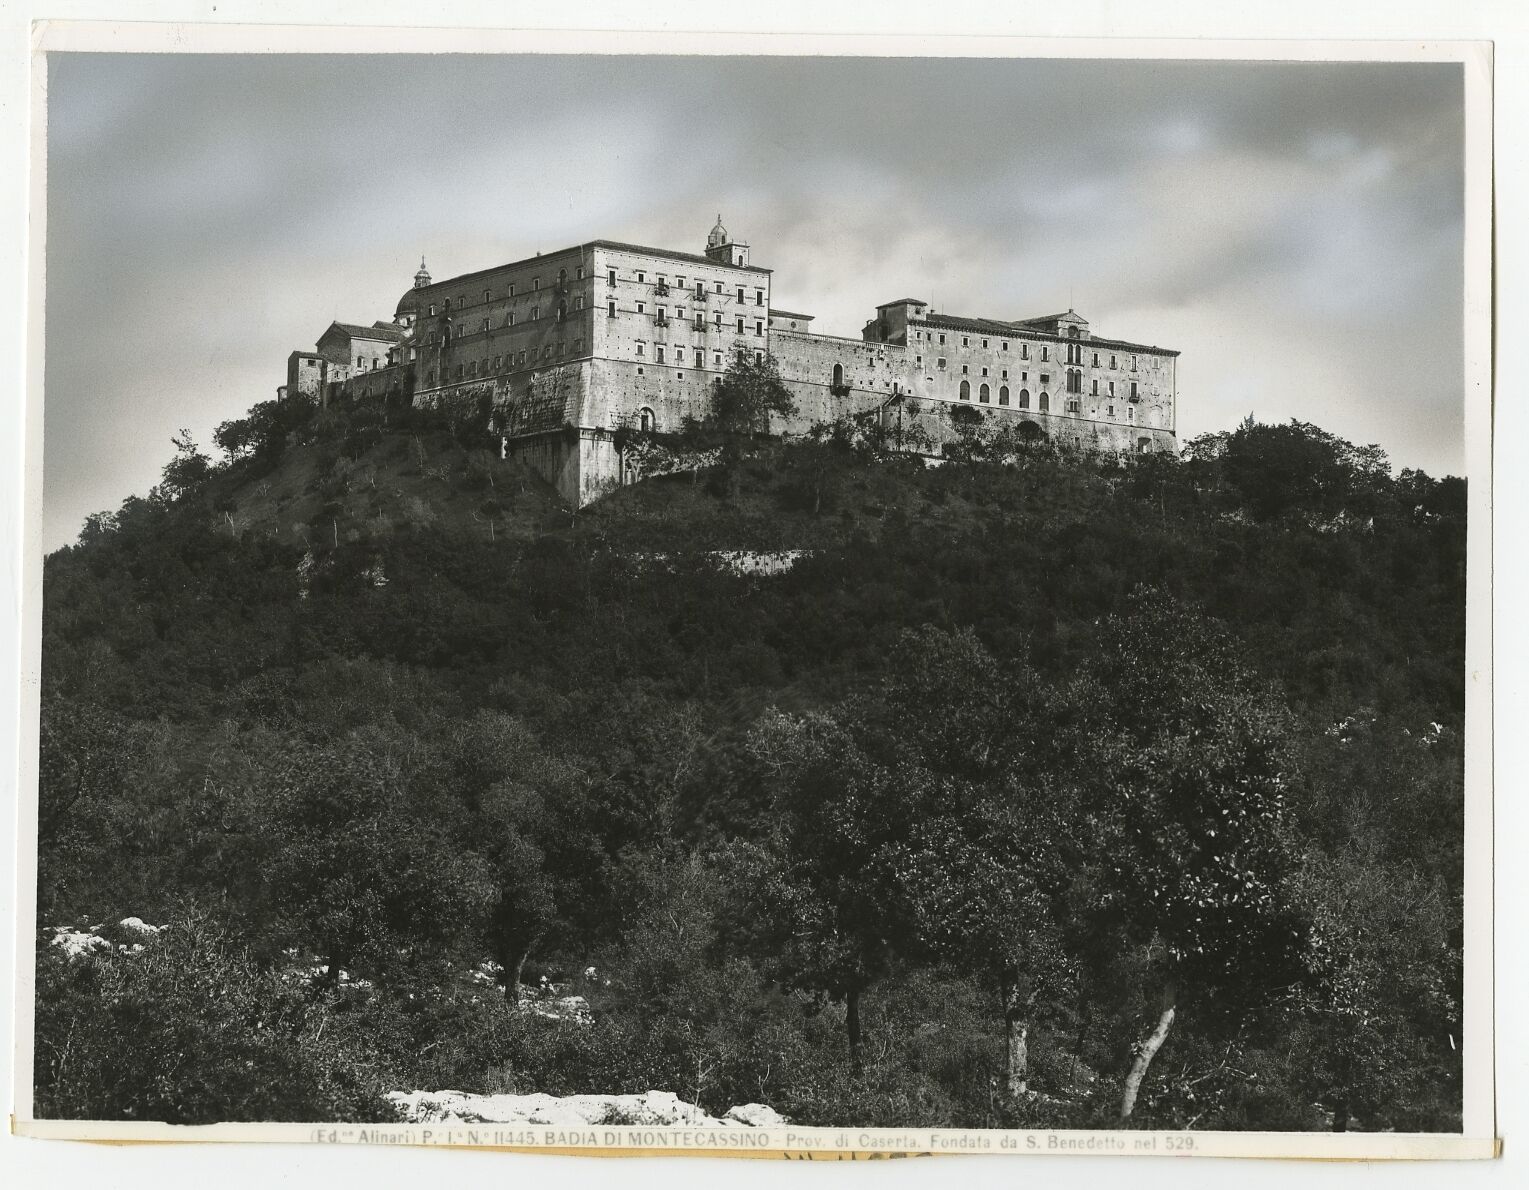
left=1078, top=590, right=1308, bottom=1120
left=709, top=347, right=796, bottom=439
left=256, top=733, right=495, bottom=986
left=151, top=429, right=214, bottom=505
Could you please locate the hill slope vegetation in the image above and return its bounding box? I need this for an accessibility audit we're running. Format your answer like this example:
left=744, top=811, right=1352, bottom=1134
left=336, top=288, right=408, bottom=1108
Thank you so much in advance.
left=35, top=382, right=1466, bottom=1130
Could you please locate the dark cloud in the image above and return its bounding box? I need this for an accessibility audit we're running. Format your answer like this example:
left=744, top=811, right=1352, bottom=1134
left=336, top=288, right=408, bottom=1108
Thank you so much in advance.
left=43, top=52, right=1464, bottom=548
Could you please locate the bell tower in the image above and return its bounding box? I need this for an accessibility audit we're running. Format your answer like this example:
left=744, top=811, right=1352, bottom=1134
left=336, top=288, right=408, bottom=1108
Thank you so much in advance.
left=704, top=214, right=750, bottom=268
left=413, top=256, right=432, bottom=289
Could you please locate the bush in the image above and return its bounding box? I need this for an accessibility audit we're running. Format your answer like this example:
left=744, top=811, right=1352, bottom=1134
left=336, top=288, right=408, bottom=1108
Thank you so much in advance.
left=34, top=912, right=397, bottom=1123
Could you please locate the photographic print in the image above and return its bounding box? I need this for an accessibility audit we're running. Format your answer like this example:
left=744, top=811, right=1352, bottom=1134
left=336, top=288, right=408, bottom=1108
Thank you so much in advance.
left=14, top=25, right=1494, bottom=1159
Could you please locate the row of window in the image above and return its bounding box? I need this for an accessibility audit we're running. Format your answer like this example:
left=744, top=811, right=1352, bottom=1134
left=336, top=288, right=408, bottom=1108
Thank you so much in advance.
left=620, top=304, right=766, bottom=336
left=610, top=269, right=766, bottom=307
left=952, top=379, right=1142, bottom=420
left=914, top=330, right=1143, bottom=372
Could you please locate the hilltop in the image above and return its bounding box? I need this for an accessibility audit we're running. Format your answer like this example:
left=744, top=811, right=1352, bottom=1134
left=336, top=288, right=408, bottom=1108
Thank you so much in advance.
left=36, top=385, right=1466, bottom=1132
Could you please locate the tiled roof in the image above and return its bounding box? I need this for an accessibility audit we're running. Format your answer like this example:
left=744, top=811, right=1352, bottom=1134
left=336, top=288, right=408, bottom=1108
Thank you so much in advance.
left=876, top=297, right=928, bottom=308
left=768, top=308, right=814, bottom=320
left=916, top=312, right=1178, bottom=357
left=921, top=312, right=1028, bottom=336
left=325, top=321, right=405, bottom=343
left=1013, top=312, right=1082, bottom=326
left=418, top=239, right=772, bottom=295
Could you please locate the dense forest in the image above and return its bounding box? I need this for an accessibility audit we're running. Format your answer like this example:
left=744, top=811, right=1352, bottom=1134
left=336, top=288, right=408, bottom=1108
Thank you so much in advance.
left=34, top=356, right=1466, bottom=1131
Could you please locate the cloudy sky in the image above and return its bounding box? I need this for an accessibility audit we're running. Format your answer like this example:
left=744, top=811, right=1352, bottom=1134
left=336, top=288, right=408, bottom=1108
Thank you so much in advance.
left=42, top=52, right=1464, bottom=549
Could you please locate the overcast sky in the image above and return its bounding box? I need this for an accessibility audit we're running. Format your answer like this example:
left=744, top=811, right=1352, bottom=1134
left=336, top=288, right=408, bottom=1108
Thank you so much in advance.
left=42, top=52, right=1464, bottom=549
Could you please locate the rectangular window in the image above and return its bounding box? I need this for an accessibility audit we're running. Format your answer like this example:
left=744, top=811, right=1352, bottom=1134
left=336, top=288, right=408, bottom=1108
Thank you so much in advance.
left=755, top=351, right=763, bottom=364
left=508, top=312, right=516, bottom=326
left=575, top=296, right=583, bottom=311
left=714, top=352, right=722, bottom=367
left=637, top=272, right=645, bottom=283
left=1042, top=346, right=1049, bottom=361
left=1108, top=381, right=1115, bottom=396
left=608, top=302, right=616, bottom=318
left=1002, top=341, right=1009, bottom=351
left=518, top=351, right=526, bottom=365
left=1021, top=344, right=1029, bottom=359
left=637, top=366, right=644, bottom=375
left=737, top=287, right=745, bottom=302
left=484, top=290, right=491, bottom=304
left=939, top=334, right=946, bottom=345
left=533, top=277, right=540, bottom=291
left=1131, top=356, right=1138, bottom=371
left=962, top=337, right=969, bottom=347
left=1091, top=379, right=1099, bottom=395
left=1107, top=404, right=1115, bottom=417
left=1130, top=382, right=1138, bottom=399
left=636, top=342, right=645, bottom=357
left=656, top=346, right=665, bottom=363
left=677, top=276, right=685, bottom=288
left=1092, top=353, right=1099, bottom=366
left=715, top=282, right=723, bottom=293
left=1128, top=406, right=1136, bottom=422
left=695, top=349, right=703, bottom=366
left=937, top=357, right=947, bottom=369
left=982, top=339, right=989, bottom=348
left=755, top=321, right=763, bottom=336
left=637, top=302, right=645, bottom=314
left=576, top=267, right=584, bottom=281
left=1001, top=369, right=1008, bottom=379
left=756, top=291, right=764, bottom=306
left=961, top=364, right=969, bottom=374
left=608, top=270, right=616, bottom=286
left=482, top=318, right=489, bottom=333
left=981, top=367, right=989, bottom=377
left=736, top=317, right=745, bottom=334
left=493, top=355, right=501, bottom=368
left=1111, top=355, right=1117, bottom=368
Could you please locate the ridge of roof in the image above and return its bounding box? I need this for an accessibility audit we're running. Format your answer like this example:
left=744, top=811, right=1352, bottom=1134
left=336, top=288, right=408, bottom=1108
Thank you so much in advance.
left=915, top=311, right=1178, bottom=356
left=325, top=320, right=405, bottom=342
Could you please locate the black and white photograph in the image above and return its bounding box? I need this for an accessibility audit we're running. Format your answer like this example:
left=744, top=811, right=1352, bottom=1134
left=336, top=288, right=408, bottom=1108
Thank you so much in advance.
left=6, top=13, right=1502, bottom=1167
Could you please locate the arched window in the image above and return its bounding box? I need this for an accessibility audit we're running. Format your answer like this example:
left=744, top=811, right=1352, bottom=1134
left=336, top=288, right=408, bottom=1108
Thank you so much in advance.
left=557, top=302, right=567, bottom=322
left=1018, top=388, right=1030, bottom=409
left=959, top=380, right=971, bottom=400
left=832, top=363, right=844, bottom=388
left=558, top=268, right=567, bottom=285
left=979, top=383, right=990, bottom=403
left=638, top=407, right=656, bottom=432
left=1039, top=391, right=1050, bottom=412
left=998, top=386, right=1009, bottom=406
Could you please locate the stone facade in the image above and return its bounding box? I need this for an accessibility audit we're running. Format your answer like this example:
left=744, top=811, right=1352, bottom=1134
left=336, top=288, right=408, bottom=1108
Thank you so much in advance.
left=281, top=218, right=1180, bottom=504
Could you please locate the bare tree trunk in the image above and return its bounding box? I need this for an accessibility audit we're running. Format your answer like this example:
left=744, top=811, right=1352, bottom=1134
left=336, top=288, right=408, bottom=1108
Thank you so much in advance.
left=1006, top=1015, right=1030, bottom=1097
left=1120, top=982, right=1177, bottom=1121
left=1001, top=970, right=1031, bottom=1096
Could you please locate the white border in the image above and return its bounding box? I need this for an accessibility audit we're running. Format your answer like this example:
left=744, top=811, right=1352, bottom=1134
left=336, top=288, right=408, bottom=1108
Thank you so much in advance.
left=1, top=4, right=1512, bottom=1182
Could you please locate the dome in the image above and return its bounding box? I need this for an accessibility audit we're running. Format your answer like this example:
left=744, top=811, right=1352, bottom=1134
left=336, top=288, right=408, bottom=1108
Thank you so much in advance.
left=394, top=288, right=421, bottom=316
left=707, top=213, right=728, bottom=250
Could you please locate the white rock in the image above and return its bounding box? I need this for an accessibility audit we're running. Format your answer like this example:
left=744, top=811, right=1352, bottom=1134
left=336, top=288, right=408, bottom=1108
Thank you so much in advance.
left=725, top=1103, right=786, bottom=1127
left=386, top=1088, right=780, bottom=1129
left=50, top=928, right=110, bottom=959
left=119, top=917, right=164, bottom=935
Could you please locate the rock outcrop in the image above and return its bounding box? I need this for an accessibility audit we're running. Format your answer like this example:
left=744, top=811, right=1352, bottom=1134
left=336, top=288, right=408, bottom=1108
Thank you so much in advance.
left=388, top=1089, right=784, bottom=1128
